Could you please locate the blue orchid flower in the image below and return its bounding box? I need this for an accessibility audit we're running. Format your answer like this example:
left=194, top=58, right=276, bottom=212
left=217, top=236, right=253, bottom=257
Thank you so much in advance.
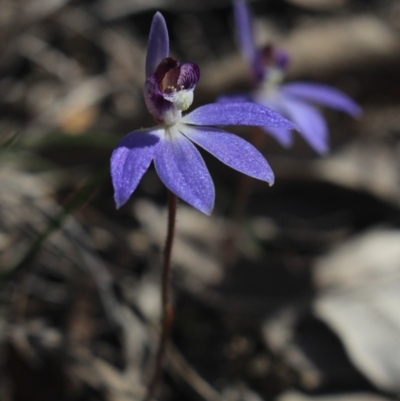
left=230, top=0, right=362, bottom=154
left=111, top=12, right=296, bottom=215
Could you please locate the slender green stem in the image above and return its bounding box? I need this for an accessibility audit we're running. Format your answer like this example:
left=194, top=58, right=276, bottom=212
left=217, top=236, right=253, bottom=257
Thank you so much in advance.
left=143, top=190, right=177, bottom=401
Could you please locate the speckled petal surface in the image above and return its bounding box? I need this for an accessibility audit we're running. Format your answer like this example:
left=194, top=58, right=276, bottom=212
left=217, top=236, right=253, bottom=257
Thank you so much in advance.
left=145, top=12, right=169, bottom=77
left=181, top=125, right=274, bottom=185
left=280, top=95, right=329, bottom=155
left=182, top=102, right=296, bottom=129
left=281, top=82, right=362, bottom=117
left=111, top=128, right=162, bottom=209
left=154, top=131, right=215, bottom=215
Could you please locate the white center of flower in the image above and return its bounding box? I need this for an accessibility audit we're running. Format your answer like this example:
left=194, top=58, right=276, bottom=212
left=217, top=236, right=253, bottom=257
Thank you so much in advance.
left=168, top=87, right=194, bottom=111
left=161, top=86, right=195, bottom=125
left=163, top=122, right=184, bottom=140
left=256, top=66, right=285, bottom=100
left=162, top=108, right=182, bottom=126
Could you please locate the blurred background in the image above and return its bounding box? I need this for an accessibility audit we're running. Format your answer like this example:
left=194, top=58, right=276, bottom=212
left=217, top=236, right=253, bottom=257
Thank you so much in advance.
left=1, top=0, right=400, bottom=400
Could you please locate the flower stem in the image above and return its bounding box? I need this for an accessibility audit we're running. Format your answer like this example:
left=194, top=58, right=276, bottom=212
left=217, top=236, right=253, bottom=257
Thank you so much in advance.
left=144, top=190, right=177, bottom=401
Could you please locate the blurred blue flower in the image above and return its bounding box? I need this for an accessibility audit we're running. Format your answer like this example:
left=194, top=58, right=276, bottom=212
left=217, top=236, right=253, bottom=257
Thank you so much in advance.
left=111, top=12, right=296, bottom=215
left=229, top=0, right=362, bottom=154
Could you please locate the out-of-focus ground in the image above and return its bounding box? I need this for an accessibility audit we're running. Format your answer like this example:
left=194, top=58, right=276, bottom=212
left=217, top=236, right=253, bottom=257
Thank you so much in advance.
left=1, top=0, right=400, bottom=400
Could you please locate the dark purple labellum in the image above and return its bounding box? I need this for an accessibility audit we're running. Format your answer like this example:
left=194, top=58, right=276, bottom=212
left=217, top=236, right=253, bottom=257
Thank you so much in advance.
left=260, top=44, right=290, bottom=70
left=253, top=44, right=290, bottom=84
left=144, top=57, right=201, bottom=123
left=154, top=57, right=200, bottom=95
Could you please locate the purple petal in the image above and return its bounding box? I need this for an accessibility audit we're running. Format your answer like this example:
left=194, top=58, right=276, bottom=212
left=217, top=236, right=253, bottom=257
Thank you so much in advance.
left=256, top=97, right=294, bottom=147
left=233, top=0, right=256, bottom=68
left=111, top=128, right=162, bottom=208
left=181, top=125, right=274, bottom=184
left=281, top=82, right=362, bottom=117
left=154, top=132, right=215, bottom=215
left=280, top=96, right=329, bottom=155
left=146, top=12, right=169, bottom=77
left=182, top=102, right=297, bottom=130
left=261, top=126, right=294, bottom=147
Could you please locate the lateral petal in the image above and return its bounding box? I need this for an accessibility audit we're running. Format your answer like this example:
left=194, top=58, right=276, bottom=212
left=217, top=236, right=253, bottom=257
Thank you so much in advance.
left=280, top=96, right=329, bottom=155
left=111, top=128, right=162, bottom=208
left=256, top=97, right=294, bottom=147
left=145, top=12, right=169, bottom=77
left=182, top=102, right=296, bottom=130
left=261, top=126, right=293, bottom=148
left=281, top=82, right=362, bottom=117
left=154, top=131, right=215, bottom=215
left=181, top=125, right=274, bottom=185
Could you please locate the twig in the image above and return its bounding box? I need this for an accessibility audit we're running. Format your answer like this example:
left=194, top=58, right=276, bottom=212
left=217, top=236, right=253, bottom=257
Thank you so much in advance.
left=167, top=343, right=227, bottom=401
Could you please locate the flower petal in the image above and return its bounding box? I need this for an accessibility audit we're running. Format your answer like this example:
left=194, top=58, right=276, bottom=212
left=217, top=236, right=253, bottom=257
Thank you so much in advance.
left=256, top=97, right=294, bottom=147
left=233, top=0, right=256, bottom=69
left=261, top=126, right=294, bottom=148
left=145, top=12, right=169, bottom=77
left=154, top=131, right=215, bottom=215
left=181, top=125, right=274, bottom=184
left=111, top=128, right=162, bottom=208
left=280, top=96, right=329, bottom=155
left=281, top=82, right=362, bottom=117
left=182, top=102, right=297, bottom=130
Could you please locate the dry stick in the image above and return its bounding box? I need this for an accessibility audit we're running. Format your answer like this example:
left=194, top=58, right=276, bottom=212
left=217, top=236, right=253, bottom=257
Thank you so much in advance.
left=143, top=190, right=178, bottom=401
